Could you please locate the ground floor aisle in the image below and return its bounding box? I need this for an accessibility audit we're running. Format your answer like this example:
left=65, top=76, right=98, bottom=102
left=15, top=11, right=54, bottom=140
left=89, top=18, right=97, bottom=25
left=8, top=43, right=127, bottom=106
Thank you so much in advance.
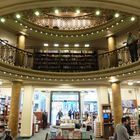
left=20, top=129, right=104, bottom=140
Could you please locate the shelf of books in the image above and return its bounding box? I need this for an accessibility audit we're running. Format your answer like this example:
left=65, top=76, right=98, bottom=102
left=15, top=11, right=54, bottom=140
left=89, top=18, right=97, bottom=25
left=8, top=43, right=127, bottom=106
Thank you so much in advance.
left=33, top=51, right=98, bottom=72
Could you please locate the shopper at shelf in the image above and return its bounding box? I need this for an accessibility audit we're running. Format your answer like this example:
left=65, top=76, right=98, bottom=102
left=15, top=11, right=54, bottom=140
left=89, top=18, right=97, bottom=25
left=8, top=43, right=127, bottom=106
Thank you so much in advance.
left=114, top=117, right=130, bottom=140
left=125, top=116, right=134, bottom=136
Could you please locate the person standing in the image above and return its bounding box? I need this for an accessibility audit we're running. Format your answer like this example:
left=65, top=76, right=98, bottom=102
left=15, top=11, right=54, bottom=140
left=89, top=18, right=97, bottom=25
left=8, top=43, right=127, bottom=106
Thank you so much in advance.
left=125, top=116, right=134, bottom=136
left=138, top=114, right=140, bottom=135
left=126, top=32, right=138, bottom=62
left=42, top=111, right=47, bottom=129
left=57, top=110, right=63, bottom=120
left=115, top=117, right=130, bottom=140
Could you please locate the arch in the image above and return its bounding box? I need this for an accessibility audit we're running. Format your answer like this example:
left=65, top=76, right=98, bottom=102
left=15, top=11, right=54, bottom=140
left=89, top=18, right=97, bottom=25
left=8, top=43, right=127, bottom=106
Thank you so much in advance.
left=0, top=0, right=140, bottom=16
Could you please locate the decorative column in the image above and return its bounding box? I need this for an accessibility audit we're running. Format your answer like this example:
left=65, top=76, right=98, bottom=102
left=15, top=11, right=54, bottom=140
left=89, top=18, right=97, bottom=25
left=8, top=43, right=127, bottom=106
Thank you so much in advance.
left=15, top=34, right=26, bottom=66
left=20, top=85, right=34, bottom=137
left=111, top=82, right=123, bottom=126
left=8, top=81, right=22, bottom=138
left=107, top=36, right=118, bottom=67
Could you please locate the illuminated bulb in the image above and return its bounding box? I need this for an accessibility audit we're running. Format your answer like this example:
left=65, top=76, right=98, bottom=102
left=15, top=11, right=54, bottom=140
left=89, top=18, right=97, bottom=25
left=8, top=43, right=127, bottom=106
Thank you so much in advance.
left=16, top=14, right=21, bottom=19
left=85, top=44, right=90, bottom=47
left=54, top=44, right=59, bottom=47
left=131, top=16, right=136, bottom=21
left=64, top=44, right=69, bottom=47
left=35, top=11, right=40, bottom=16
left=55, top=9, right=59, bottom=14
left=114, top=13, right=120, bottom=18
left=128, top=81, right=133, bottom=86
left=0, top=18, right=5, bottom=23
left=74, top=44, right=79, bottom=47
left=95, top=10, right=101, bottom=16
left=0, top=81, right=3, bottom=85
left=76, top=9, right=80, bottom=14
left=44, top=43, right=49, bottom=47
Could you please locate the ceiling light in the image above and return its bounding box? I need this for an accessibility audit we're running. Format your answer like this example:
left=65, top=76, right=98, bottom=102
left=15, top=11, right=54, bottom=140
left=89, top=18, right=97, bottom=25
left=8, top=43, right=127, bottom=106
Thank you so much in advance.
left=128, top=81, right=133, bottom=86
left=16, top=14, right=21, bottom=19
left=131, top=16, right=136, bottom=21
left=95, top=10, right=101, bottom=16
left=35, top=11, right=40, bottom=16
left=64, top=44, right=69, bottom=47
left=0, top=81, right=3, bottom=85
left=114, top=13, right=120, bottom=18
left=85, top=44, right=90, bottom=47
left=54, top=44, right=59, bottom=47
left=76, top=9, right=80, bottom=14
left=55, top=9, right=59, bottom=14
left=44, top=43, right=48, bottom=47
left=74, top=44, right=79, bottom=47
left=136, top=81, right=140, bottom=83
left=0, top=18, right=5, bottom=23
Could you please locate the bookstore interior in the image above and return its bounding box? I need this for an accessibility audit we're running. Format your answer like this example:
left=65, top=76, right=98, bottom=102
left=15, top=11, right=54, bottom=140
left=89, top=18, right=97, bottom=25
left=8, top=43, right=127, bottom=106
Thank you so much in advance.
left=0, top=1, right=140, bottom=140
left=0, top=85, right=140, bottom=139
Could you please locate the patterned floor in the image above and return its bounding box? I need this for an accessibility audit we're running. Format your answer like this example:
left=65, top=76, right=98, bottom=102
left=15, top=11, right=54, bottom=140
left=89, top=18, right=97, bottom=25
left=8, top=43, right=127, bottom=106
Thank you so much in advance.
left=20, top=129, right=104, bottom=140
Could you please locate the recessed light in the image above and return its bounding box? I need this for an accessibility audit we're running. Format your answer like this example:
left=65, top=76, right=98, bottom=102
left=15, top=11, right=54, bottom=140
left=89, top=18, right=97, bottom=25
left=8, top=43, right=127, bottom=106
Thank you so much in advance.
left=74, top=44, right=79, bottom=47
left=54, top=44, right=59, bottom=47
left=95, top=10, right=101, bottom=16
left=55, top=9, right=59, bottom=14
left=76, top=9, right=80, bottom=14
left=128, top=81, right=133, bottom=86
left=114, top=13, right=120, bottom=18
left=34, top=11, right=40, bottom=16
left=0, top=81, right=3, bottom=85
left=131, top=16, right=136, bottom=21
left=64, top=44, right=69, bottom=47
left=85, top=44, right=90, bottom=47
left=0, top=18, right=5, bottom=23
left=44, top=43, right=49, bottom=47
left=16, top=14, right=21, bottom=19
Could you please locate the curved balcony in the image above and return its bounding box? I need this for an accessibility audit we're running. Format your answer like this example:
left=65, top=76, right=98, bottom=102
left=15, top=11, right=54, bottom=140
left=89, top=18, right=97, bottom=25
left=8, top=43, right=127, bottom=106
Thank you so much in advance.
left=0, top=39, right=140, bottom=84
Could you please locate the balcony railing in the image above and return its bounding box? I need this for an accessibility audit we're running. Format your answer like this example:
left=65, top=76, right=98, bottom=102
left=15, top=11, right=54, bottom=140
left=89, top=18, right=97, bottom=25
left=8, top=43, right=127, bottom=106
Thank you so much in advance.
left=0, top=39, right=139, bottom=72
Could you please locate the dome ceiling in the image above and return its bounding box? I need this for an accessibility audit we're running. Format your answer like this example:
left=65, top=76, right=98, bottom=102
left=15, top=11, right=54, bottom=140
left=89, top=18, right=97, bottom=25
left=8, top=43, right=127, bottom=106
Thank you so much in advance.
left=23, top=8, right=115, bottom=31
left=0, top=7, right=138, bottom=43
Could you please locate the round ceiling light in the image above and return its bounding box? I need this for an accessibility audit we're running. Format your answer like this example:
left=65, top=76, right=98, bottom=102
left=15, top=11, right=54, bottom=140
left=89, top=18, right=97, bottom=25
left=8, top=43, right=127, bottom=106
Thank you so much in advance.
left=95, top=10, right=101, bottom=16
left=34, top=11, right=40, bottom=16
left=16, top=14, right=21, bottom=19
left=0, top=18, right=5, bottom=23
left=114, top=13, right=120, bottom=18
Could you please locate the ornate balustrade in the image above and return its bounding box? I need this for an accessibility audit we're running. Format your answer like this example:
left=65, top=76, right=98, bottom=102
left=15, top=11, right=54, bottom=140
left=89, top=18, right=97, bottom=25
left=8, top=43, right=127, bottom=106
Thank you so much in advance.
left=0, top=39, right=139, bottom=72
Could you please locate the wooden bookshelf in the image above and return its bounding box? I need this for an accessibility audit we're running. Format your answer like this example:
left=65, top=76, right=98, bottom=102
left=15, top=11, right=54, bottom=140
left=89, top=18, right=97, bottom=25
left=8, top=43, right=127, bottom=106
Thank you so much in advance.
left=33, top=52, right=98, bottom=72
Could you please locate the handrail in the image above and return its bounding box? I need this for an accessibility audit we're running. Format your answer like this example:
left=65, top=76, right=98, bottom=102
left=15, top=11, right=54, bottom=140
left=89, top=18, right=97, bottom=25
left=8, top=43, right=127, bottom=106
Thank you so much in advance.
left=0, top=39, right=32, bottom=55
left=0, top=38, right=137, bottom=72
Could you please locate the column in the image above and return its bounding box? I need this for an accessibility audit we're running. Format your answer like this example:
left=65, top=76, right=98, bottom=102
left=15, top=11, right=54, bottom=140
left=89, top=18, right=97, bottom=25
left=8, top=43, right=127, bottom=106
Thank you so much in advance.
left=46, top=92, right=51, bottom=124
left=20, top=85, right=34, bottom=137
left=107, top=36, right=118, bottom=67
left=97, top=86, right=109, bottom=136
left=15, top=34, right=26, bottom=66
left=8, top=81, right=22, bottom=138
left=111, top=82, right=123, bottom=126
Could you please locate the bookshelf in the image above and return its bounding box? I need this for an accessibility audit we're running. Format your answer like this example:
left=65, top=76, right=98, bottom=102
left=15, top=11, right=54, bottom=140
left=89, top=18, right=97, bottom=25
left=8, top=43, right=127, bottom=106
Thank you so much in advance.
left=33, top=52, right=98, bottom=72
